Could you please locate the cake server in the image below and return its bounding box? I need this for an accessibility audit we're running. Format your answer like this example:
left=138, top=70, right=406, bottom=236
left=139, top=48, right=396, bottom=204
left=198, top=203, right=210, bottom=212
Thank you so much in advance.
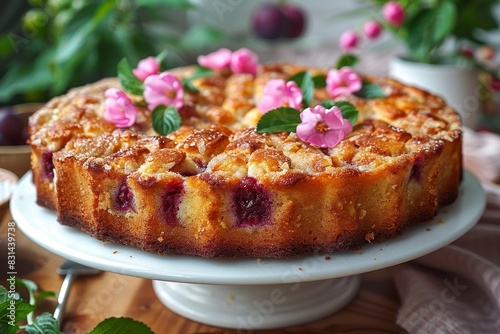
left=54, top=260, right=102, bottom=325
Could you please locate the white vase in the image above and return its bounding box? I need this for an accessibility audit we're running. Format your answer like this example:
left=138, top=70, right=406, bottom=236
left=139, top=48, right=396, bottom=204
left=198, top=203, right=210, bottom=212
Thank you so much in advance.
left=389, top=56, right=481, bottom=129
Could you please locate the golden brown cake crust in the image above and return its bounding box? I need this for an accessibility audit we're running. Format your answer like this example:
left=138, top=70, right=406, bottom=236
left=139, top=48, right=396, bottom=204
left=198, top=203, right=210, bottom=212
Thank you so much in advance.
left=29, top=63, right=462, bottom=258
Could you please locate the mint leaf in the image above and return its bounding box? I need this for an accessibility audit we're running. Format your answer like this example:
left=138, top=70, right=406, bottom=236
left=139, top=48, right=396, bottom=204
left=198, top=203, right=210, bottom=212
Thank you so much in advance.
left=24, top=313, right=62, bottom=334
left=320, top=100, right=358, bottom=125
left=117, top=58, right=144, bottom=96
left=0, top=299, right=35, bottom=334
left=188, top=66, right=214, bottom=80
left=16, top=278, right=37, bottom=295
left=336, top=54, right=359, bottom=69
left=88, top=317, right=154, bottom=334
left=152, top=105, right=181, bottom=135
left=256, top=107, right=301, bottom=133
left=353, top=81, right=386, bottom=99
left=181, top=78, right=199, bottom=93
left=35, top=291, right=57, bottom=302
left=312, top=74, right=327, bottom=88
left=289, top=71, right=314, bottom=107
left=182, top=66, right=214, bottom=93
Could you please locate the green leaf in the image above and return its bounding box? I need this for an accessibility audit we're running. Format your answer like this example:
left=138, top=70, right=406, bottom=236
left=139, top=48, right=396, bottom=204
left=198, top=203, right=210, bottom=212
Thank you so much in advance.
left=335, top=54, right=359, bottom=69
left=289, top=71, right=314, bottom=107
left=180, top=25, right=223, bottom=49
left=135, top=0, right=194, bottom=9
left=432, top=1, right=456, bottom=47
left=312, top=74, right=327, bottom=88
left=188, top=66, right=214, bottom=80
left=88, top=317, right=154, bottom=334
left=320, top=100, right=358, bottom=125
left=353, top=81, right=386, bottom=99
left=16, top=279, right=38, bottom=295
left=117, top=58, right=144, bottom=96
left=152, top=105, right=181, bottom=135
left=24, top=313, right=62, bottom=334
left=35, top=291, right=57, bottom=302
left=256, top=107, right=301, bottom=133
left=181, top=66, right=214, bottom=93
left=181, top=78, right=199, bottom=93
left=0, top=299, right=35, bottom=334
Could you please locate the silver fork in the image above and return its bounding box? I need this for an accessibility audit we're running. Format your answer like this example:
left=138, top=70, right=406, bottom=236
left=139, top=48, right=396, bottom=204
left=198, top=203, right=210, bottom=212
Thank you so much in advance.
left=54, top=260, right=102, bottom=324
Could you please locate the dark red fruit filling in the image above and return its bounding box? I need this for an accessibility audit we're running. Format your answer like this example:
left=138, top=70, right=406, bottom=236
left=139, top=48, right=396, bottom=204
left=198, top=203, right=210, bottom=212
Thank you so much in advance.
left=162, top=181, right=184, bottom=226
left=410, top=154, right=425, bottom=182
left=115, top=180, right=134, bottom=211
left=42, top=151, right=55, bottom=181
left=232, top=177, right=271, bottom=227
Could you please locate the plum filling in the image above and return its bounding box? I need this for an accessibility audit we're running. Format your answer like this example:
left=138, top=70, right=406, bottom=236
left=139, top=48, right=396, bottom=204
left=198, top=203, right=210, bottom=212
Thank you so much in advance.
left=42, top=151, right=55, bottom=181
left=410, top=154, right=425, bottom=182
left=232, top=177, right=271, bottom=227
left=115, top=180, right=134, bottom=211
left=162, top=181, right=184, bottom=226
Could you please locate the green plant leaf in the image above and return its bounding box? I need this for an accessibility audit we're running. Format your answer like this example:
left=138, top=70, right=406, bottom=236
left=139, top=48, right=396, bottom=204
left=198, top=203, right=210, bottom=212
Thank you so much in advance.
left=335, top=54, right=359, bottom=69
left=181, top=78, right=199, bottom=93
left=35, top=291, right=57, bottom=302
left=16, top=278, right=38, bottom=295
left=88, top=317, right=154, bottom=334
left=353, top=81, right=386, bottom=99
left=180, top=25, right=223, bottom=49
left=181, top=66, right=214, bottom=93
left=117, top=58, right=145, bottom=96
left=135, top=0, right=194, bottom=9
left=431, top=1, right=457, bottom=49
left=23, top=313, right=61, bottom=334
left=256, top=107, right=301, bottom=133
left=312, top=74, right=327, bottom=88
left=152, top=105, right=181, bottom=135
left=320, top=100, right=358, bottom=125
left=188, top=66, right=214, bottom=80
left=405, top=9, right=434, bottom=62
left=0, top=298, right=35, bottom=334
left=289, top=71, right=314, bottom=107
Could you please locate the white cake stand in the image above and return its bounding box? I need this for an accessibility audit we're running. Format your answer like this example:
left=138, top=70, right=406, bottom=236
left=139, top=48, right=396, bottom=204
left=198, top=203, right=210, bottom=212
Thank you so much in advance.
left=11, top=171, right=485, bottom=330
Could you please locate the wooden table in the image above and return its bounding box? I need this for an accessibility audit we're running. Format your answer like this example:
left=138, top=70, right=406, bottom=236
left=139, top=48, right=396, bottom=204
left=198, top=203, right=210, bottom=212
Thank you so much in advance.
left=0, top=209, right=404, bottom=334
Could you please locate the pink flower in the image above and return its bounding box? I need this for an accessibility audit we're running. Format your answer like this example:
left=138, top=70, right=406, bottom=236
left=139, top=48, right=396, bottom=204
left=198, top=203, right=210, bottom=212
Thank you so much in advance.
left=104, top=88, right=138, bottom=128
left=382, top=1, right=405, bottom=27
left=143, top=72, right=184, bottom=110
left=296, top=105, right=352, bottom=148
left=197, top=48, right=232, bottom=70
left=363, top=21, right=382, bottom=40
left=258, top=79, right=303, bottom=113
left=230, top=48, right=259, bottom=75
left=326, top=67, right=362, bottom=99
left=339, top=30, right=359, bottom=51
left=132, top=56, right=160, bottom=82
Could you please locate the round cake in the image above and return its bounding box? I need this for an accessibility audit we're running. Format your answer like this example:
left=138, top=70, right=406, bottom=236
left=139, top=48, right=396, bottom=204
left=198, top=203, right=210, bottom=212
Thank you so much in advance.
left=29, top=57, right=462, bottom=258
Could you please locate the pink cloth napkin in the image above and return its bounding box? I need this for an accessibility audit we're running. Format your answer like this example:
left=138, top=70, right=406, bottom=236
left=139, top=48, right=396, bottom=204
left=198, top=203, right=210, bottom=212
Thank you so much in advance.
left=394, top=128, right=500, bottom=334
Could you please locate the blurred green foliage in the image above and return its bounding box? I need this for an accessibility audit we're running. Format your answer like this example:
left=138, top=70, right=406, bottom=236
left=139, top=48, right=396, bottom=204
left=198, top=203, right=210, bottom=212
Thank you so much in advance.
left=0, top=0, right=224, bottom=106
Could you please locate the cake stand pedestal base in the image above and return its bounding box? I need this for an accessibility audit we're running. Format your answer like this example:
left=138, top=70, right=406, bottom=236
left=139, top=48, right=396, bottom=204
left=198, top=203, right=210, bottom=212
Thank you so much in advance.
left=153, top=275, right=361, bottom=330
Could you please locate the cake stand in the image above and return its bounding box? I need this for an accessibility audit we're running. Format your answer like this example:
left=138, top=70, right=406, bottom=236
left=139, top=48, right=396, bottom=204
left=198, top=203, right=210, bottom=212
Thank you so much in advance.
left=11, top=171, right=485, bottom=330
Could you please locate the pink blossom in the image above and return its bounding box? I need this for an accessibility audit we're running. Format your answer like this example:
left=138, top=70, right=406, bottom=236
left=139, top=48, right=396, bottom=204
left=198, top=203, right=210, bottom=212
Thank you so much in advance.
left=382, top=1, right=405, bottom=27
left=197, top=48, right=232, bottom=70
left=132, top=56, right=160, bottom=82
left=104, top=88, right=138, bottom=128
left=363, top=21, right=382, bottom=40
left=339, top=30, right=359, bottom=51
left=326, top=67, right=362, bottom=99
left=230, top=48, right=259, bottom=75
left=296, top=105, right=352, bottom=148
left=258, top=79, right=303, bottom=113
left=143, top=72, right=183, bottom=110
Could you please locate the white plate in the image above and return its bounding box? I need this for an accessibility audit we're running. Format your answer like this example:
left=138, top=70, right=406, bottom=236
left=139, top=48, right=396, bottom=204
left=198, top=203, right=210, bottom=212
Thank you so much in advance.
left=11, top=171, right=485, bottom=285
